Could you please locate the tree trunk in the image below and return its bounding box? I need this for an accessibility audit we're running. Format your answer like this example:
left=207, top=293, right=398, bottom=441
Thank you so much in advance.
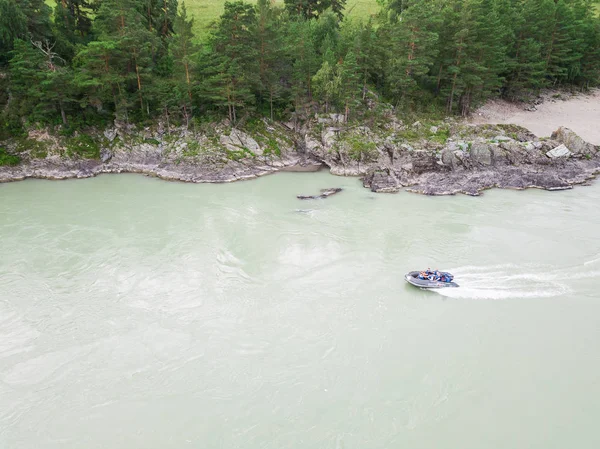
left=59, top=100, right=68, bottom=125
left=269, top=88, right=274, bottom=121
left=345, top=100, right=349, bottom=123
left=134, top=57, right=144, bottom=112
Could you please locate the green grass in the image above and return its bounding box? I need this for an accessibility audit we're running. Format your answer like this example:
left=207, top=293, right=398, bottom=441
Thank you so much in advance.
left=187, top=0, right=379, bottom=37
left=46, top=0, right=379, bottom=38
left=45, top=0, right=600, bottom=36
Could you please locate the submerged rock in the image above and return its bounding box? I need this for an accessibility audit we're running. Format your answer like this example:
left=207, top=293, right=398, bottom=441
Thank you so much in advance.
left=362, top=170, right=400, bottom=193
left=297, top=188, right=343, bottom=200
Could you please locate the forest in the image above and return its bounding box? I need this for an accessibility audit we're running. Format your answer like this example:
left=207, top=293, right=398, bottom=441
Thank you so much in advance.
left=0, top=0, right=599, bottom=138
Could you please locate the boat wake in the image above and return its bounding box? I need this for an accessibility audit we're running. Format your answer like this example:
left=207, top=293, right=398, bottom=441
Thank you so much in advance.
left=434, top=263, right=600, bottom=300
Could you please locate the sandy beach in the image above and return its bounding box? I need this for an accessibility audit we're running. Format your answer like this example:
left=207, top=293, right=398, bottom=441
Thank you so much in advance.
left=470, top=90, right=600, bottom=145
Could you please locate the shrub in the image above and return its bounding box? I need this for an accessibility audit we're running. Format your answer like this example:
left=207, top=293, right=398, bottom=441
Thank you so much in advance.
left=0, top=147, right=21, bottom=166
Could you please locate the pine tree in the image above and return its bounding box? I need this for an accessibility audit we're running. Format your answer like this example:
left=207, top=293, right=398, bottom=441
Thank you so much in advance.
left=93, top=0, right=160, bottom=117
left=458, top=0, right=511, bottom=114
left=288, top=18, right=319, bottom=107
left=504, top=0, right=549, bottom=97
left=255, top=0, right=288, bottom=120
left=9, top=39, right=74, bottom=125
left=73, top=40, right=128, bottom=120
left=137, top=0, right=178, bottom=38
left=544, top=0, right=580, bottom=84
left=169, top=1, right=197, bottom=125
left=338, top=49, right=361, bottom=120
left=13, top=0, right=53, bottom=42
left=575, top=7, right=600, bottom=88
left=385, top=0, right=440, bottom=108
left=199, top=1, right=259, bottom=123
left=312, top=60, right=338, bottom=112
left=0, top=0, right=27, bottom=64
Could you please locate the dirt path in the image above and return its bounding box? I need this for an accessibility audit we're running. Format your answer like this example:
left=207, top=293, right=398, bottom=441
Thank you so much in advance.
left=469, top=90, right=600, bottom=145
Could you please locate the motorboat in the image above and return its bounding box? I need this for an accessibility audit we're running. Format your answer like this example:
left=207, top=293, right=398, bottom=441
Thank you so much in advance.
left=405, top=270, right=459, bottom=288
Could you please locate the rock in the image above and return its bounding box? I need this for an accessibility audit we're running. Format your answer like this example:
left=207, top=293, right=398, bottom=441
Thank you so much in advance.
left=317, top=117, right=332, bottom=124
left=330, top=113, right=345, bottom=124
left=441, top=148, right=457, bottom=167
left=546, top=144, right=572, bottom=159
left=104, top=129, right=118, bottom=142
left=305, top=136, right=322, bottom=153
left=429, top=126, right=439, bottom=134
left=363, top=170, right=400, bottom=193
left=493, top=135, right=513, bottom=142
left=551, top=127, right=596, bottom=156
left=220, top=128, right=262, bottom=156
left=470, top=143, right=493, bottom=165
left=297, top=188, right=343, bottom=200
left=322, top=128, right=338, bottom=147
left=400, top=143, right=414, bottom=152
left=412, top=121, right=422, bottom=129
left=100, top=148, right=113, bottom=163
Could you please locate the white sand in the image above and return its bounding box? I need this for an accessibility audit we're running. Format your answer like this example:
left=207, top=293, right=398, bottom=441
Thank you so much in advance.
left=470, top=90, right=600, bottom=145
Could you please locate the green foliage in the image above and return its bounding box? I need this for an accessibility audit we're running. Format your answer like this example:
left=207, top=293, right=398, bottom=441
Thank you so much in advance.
left=0, top=147, right=21, bottom=165
left=144, top=138, right=161, bottom=145
left=198, top=1, right=259, bottom=123
left=64, top=134, right=100, bottom=158
left=345, top=134, right=377, bottom=161
left=428, top=127, right=450, bottom=144
left=1, top=0, right=600, bottom=139
left=14, top=138, right=49, bottom=158
left=182, top=139, right=202, bottom=156
left=225, top=146, right=255, bottom=160
left=262, top=137, right=281, bottom=156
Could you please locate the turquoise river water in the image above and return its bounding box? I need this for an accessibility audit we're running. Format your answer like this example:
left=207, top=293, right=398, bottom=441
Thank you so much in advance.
left=1, top=171, right=600, bottom=449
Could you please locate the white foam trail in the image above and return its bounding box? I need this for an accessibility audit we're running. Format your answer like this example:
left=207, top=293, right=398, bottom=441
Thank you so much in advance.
left=436, top=284, right=568, bottom=300
left=432, top=262, right=600, bottom=300
left=584, top=256, right=600, bottom=266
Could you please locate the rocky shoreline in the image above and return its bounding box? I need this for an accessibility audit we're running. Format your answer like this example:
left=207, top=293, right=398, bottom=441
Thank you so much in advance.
left=1, top=116, right=599, bottom=196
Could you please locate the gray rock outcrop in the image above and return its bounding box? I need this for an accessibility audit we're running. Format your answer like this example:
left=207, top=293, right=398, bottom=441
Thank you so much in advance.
left=2, top=121, right=600, bottom=197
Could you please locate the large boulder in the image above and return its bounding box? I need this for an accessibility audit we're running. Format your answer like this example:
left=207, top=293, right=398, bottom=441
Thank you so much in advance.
left=470, top=143, right=493, bottom=165
left=551, top=127, right=596, bottom=156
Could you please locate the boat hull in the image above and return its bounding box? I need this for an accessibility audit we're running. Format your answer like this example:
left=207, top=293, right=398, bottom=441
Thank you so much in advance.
left=405, top=271, right=459, bottom=288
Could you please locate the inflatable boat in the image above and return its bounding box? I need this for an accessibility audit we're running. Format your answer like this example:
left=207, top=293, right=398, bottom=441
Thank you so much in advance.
left=405, top=271, right=459, bottom=288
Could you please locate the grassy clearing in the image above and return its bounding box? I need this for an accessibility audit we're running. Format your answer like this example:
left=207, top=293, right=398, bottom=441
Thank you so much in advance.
left=187, top=0, right=379, bottom=37
left=46, top=0, right=379, bottom=38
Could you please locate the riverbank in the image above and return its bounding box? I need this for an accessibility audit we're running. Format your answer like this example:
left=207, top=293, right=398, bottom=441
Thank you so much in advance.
left=1, top=96, right=599, bottom=195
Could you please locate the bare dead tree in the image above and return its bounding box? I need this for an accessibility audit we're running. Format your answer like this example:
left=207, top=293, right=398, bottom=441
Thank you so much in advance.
left=31, top=39, right=66, bottom=72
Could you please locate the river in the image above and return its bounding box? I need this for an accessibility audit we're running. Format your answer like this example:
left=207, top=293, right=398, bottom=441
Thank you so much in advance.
left=1, top=172, right=600, bottom=449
